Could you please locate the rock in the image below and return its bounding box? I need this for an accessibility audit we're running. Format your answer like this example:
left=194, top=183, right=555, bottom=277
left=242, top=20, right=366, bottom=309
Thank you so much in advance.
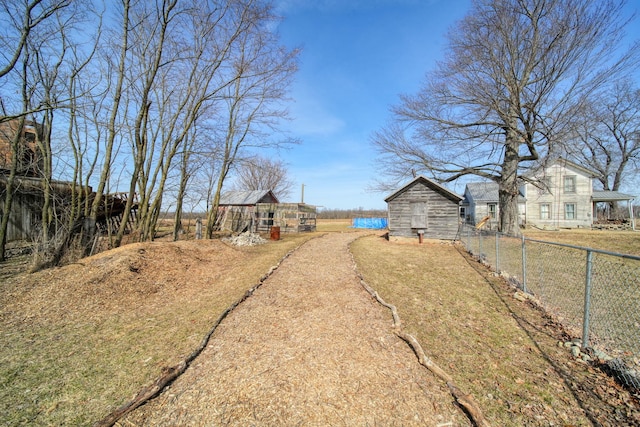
left=223, top=232, right=267, bottom=246
left=513, top=291, right=528, bottom=302
left=571, top=346, right=581, bottom=358
left=592, top=348, right=612, bottom=362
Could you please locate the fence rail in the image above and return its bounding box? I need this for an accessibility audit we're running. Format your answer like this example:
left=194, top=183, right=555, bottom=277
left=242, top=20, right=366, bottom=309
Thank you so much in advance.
left=458, top=224, right=640, bottom=390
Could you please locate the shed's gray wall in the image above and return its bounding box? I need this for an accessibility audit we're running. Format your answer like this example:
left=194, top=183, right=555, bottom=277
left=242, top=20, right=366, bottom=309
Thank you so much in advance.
left=387, top=182, right=460, bottom=240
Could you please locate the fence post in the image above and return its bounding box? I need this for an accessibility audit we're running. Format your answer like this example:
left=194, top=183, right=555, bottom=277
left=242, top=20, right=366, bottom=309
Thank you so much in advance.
left=521, top=235, right=527, bottom=293
left=495, top=232, right=500, bottom=273
left=466, top=227, right=470, bottom=250
left=582, top=250, right=594, bottom=349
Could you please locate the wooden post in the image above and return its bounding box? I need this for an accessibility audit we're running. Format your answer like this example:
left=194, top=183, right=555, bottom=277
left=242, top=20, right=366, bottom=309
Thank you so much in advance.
left=195, top=218, right=202, bottom=240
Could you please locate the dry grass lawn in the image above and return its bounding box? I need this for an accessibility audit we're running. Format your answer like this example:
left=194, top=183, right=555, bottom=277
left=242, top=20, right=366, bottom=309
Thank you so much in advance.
left=350, top=234, right=640, bottom=426
left=0, top=233, right=315, bottom=426
left=523, top=228, right=640, bottom=256
left=1, top=221, right=639, bottom=425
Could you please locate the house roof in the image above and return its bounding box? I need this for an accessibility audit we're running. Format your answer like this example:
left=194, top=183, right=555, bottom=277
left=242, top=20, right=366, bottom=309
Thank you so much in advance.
left=556, top=158, right=598, bottom=177
left=592, top=190, right=635, bottom=202
left=527, top=157, right=597, bottom=178
left=384, top=175, right=463, bottom=203
left=462, top=181, right=527, bottom=204
left=219, top=190, right=279, bottom=206
left=463, top=181, right=499, bottom=202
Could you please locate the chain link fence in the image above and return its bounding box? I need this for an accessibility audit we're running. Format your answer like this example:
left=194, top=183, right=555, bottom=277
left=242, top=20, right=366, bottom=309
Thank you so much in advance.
left=458, top=224, right=640, bottom=391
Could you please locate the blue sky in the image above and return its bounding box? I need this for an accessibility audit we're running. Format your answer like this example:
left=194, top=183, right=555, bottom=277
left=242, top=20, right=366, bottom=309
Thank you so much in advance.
left=271, top=0, right=640, bottom=210
left=273, top=0, right=472, bottom=209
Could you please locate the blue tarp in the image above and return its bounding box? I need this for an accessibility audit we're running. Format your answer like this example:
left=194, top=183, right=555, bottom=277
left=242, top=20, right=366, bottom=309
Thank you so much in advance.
left=352, top=217, right=388, bottom=229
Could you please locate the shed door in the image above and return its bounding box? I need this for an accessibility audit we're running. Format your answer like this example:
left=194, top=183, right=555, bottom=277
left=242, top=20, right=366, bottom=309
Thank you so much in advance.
left=410, top=201, right=428, bottom=228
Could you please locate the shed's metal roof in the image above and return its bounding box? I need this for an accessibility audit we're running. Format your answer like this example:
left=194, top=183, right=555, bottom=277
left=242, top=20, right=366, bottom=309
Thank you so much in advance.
left=592, top=191, right=635, bottom=202
left=462, top=181, right=526, bottom=204
left=464, top=182, right=499, bottom=202
left=384, top=175, right=462, bottom=203
left=219, top=190, right=278, bottom=206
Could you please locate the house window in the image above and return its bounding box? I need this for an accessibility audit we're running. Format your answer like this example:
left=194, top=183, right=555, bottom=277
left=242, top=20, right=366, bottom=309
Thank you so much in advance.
left=540, top=203, right=550, bottom=219
left=564, top=203, right=576, bottom=220
left=487, top=203, right=497, bottom=219
left=564, top=176, right=576, bottom=193
left=410, top=201, right=427, bottom=228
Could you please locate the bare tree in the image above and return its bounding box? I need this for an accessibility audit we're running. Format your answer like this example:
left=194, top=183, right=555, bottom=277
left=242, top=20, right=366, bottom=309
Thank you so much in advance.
left=231, top=155, right=294, bottom=200
left=0, top=0, right=71, bottom=79
left=204, top=2, right=299, bottom=238
left=84, top=0, right=131, bottom=253
left=0, top=0, right=74, bottom=261
left=570, top=80, right=640, bottom=192
left=1, top=0, right=298, bottom=261
left=373, top=0, right=639, bottom=235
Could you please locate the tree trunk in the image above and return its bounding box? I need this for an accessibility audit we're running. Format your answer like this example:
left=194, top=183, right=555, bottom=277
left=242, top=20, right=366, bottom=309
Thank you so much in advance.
left=0, top=118, right=25, bottom=261
left=499, top=139, right=521, bottom=236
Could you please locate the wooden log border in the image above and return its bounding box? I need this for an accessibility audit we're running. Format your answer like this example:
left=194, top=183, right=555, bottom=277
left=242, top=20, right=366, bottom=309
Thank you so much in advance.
left=95, top=238, right=312, bottom=427
left=349, top=236, right=491, bottom=427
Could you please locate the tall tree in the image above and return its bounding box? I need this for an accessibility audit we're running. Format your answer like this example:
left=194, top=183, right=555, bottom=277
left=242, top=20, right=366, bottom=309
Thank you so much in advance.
left=373, top=0, right=639, bottom=235
left=204, top=2, right=299, bottom=238
left=85, top=0, right=130, bottom=253
left=231, top=155, right=294, bottom=200
left=570, top=80, right=640, bottom=192
left=0, top=0, right=74, bottom=261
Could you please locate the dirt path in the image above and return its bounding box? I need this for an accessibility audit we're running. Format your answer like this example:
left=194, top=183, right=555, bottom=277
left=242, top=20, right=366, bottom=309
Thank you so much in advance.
left=117, top=232, right=470, bottom=426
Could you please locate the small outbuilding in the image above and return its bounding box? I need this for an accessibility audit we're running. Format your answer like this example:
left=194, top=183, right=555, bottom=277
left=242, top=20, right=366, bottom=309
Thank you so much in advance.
left=385, top=175, right=463, bottom=240
left=216, top=190, right=317, bottom=233
left=217, top=190, right=279, bottom=232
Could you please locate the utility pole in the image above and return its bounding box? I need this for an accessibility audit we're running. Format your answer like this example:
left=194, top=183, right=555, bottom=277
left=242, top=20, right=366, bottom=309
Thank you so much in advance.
left=301, top=183, right=305, bottom=203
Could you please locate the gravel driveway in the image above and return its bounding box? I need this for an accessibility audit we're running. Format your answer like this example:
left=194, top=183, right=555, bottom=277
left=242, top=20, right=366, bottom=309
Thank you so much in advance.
left=117, top=232, right=470, bottom=426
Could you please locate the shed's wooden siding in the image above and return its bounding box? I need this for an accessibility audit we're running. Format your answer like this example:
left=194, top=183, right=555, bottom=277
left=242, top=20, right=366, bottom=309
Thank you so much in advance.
left=387, top=179, right=461, bottom=240
left=256, top=203, right=316, bottom=233
left=0, top=176, right=79, bottom=242
left=216, top=203, right=316, bottom=233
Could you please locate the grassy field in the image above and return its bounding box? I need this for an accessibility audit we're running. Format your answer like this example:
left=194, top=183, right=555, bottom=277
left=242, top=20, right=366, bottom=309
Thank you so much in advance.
left=0, top=232, right=317, bottom=426
left=523, top=228, right=640, bottom=256
left=1, top=222, right=638, bottom=425
left=350, top=233, right=638, bottom=425
left=315, top=218, right=353, bottom=232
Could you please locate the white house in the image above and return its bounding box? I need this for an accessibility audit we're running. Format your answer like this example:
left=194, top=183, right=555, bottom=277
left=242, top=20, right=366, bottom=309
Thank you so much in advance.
left=463, top=158, right=635, bottom=230
left=521, top=158, right=596, bottom=228
left=461, top=182, right=526, bottom=229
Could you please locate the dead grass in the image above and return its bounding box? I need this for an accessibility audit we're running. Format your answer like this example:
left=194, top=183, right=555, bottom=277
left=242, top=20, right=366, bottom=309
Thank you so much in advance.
left=0, top=232, right=316, bottom=426
left=350, top=234, right=640, bottom=426
left=117, top=232, right=465, bottom=426
left=523, top=228, right=640, bottom=256
left=316, top=218, right=353, bottom=232
left=3, top=226, right=639, bottom=425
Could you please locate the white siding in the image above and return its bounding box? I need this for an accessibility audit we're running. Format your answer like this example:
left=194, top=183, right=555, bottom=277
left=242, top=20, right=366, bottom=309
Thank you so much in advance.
left=524, top=163, right=593, bottom=228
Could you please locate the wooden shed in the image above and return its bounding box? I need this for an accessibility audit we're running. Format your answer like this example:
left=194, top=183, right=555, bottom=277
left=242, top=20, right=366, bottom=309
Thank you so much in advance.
left=255, top=202, right=316, bottom=233
left=215, top=190, right=317, bottom=234
left=0, top=176, right=79, bottom=242
left=385, top=176, right=463, bottom=240
left=216, top=190, right=279, bottom=232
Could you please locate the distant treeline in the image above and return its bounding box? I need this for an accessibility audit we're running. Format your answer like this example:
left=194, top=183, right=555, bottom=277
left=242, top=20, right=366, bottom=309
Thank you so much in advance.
left=317, top=209, right=387, bottom=219
left=159, top=209, right=388, bottom=221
